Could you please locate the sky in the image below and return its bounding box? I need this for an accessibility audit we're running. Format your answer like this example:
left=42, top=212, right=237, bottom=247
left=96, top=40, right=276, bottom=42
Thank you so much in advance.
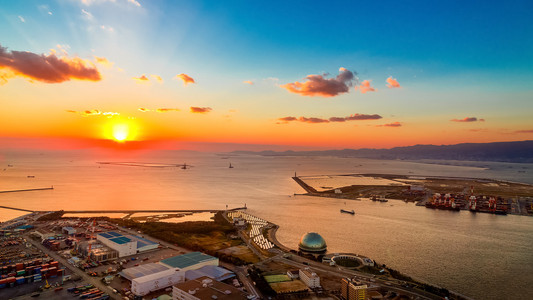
left=1, top=0, right=532, bottom=151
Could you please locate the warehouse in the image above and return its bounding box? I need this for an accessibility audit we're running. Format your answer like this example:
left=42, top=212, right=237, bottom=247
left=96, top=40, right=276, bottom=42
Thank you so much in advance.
left=160, top=252, right=218, bottom=271
left=131, top=268, right=184, bottom=296
left=97, top=232, right=137, bottom=257
left=129, top=235, right=159, bottom=252
left=120, top=263, right=171, bottom=281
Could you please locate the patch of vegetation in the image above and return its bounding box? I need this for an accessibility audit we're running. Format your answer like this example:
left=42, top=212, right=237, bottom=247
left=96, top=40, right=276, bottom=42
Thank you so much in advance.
left=37, top=210, right=64, bottom=221
left=248, top=266, right=276, bottom=297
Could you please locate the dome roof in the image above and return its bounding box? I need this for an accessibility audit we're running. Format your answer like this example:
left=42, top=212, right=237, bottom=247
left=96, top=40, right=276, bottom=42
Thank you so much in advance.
left=298, top=232, right=327, bottom=253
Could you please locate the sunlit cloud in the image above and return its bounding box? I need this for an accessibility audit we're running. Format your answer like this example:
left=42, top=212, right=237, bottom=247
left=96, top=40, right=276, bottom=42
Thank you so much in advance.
left=18, top=16, right=25, bottom=23
left=451, top=117, right=481, bottom=122
left=66, top=109, right=119, bottom=117
left=156, top=108, right=179, bottom=113
left=0, top=44, right=101, bottom=84
left=94, top=56, right=113, bottom=68
left=278, top=113, right=382, bottom=124
left=357, top=80, right=376, bottom=93
left=133, top=74, right=149, bottom=83
left=151, top=74, right=163, bottom=82
left=243, top=80, right=254, bottom=85
left=128, top=0, right=141, bottom=7
left=281, top=67, right=356, bottom=97
left=138, top=108, right=149, bottom=112
left=386, top=76, right=401, bottom=88
left=100, top=25, right=114, bottom=32
left=175, top=73, right=195, bottom=85
left=190, top=107, right=212, bottom=114
left=377, top=122, right=402, bottom=127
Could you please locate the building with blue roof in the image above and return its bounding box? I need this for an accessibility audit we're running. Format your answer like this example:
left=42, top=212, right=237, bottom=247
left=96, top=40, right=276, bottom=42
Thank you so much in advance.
left=97, top=231, right=137, bottom=257
left=160, top=252, right=218, bottom=271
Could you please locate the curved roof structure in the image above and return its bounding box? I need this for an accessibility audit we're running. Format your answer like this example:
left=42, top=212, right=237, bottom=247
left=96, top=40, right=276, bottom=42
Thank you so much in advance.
left=298, top=232, right=327, bottom=253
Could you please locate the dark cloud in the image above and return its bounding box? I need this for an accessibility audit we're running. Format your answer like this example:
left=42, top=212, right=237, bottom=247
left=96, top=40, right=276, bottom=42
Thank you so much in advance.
left=0, top=44, right=101, bottom=83
left=278, top=113, right=382, bottom=124
left=281, top=67, right=356, bottom=97
left=345, top=114, right=382, bottom=120
left=451, top=117, right=479, bottom=122
left=190, top=107, right=212, bottom=114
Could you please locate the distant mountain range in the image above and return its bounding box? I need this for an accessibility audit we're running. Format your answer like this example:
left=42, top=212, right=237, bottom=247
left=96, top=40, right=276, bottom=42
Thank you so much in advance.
left=233, top=140, right=533, bottom=163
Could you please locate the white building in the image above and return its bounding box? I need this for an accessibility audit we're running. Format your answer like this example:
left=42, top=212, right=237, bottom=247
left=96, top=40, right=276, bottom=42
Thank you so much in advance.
left=97, top=232, right=137, bottom=257
left=299, top=268, right=320, bottom=288
left=132, top=268, right=184, bottom=296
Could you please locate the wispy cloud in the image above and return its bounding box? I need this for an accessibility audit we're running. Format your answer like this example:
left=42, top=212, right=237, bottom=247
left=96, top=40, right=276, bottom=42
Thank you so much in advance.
left=190, top=107, right=212, bottom=114
left=281, top=67, right=356, bottom=97
left=81, top=0, right=141, bottom=7
left=156, top=108, right=179, bottom=113
left=386, top=76, right=401, bottom=88
left=451, top=117, right=482, bottom=123
left=127, top=0, right=141, bottom=7
left=175, top=73, right=195, bottom=85
left=151, top=74, right=163, bottom=82
left=514, top=129, right=533, bottom=133
left=243, top=80, right=254, bottom=85
left=66, top=109, right=119, bottom=117
left=38, top=5, right=53, bottom=15
left=100, top=25, right=114, bottom=32
left=278, top=113, right=382, bottom=124
left=377, top=122, right=402, bottom=127
left=18, top=16, right=25, bottom=23
left=94, top=56, right=113, bottom=68
left=357, top=80, right=376, bottom=93
left=81, top=9, right=93, bottom=20
left=0, top=44, right=101, bottom=84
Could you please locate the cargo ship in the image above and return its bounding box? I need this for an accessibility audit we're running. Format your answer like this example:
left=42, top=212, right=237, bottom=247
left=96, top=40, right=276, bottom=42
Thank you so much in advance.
left=340, top=209, right=355, bottom=215
left=425, top=193, right=462, bottom=211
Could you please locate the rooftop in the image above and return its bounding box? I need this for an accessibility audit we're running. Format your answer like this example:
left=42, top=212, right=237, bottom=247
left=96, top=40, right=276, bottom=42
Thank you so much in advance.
left=120, top=263, right=171, bottom=281
left=173, top=276, right=247, bottom=300
left=161, top=252, right=217, bottom=269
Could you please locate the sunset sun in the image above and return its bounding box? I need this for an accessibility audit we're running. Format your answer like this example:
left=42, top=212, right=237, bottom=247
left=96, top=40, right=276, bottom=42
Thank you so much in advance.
left=112, top=124, right=129, bottom=142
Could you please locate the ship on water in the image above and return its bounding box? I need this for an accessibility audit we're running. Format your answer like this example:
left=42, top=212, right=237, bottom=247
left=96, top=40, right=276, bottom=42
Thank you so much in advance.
left=340, top=209, right=355, bottom=215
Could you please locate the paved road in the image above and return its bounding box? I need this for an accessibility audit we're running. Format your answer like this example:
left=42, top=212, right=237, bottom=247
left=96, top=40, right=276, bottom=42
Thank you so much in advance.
left=23, top=234, right=120, bottom=300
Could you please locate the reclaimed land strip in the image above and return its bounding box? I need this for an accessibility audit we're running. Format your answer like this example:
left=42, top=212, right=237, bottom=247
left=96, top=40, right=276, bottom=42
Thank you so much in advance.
left=61, top=207, right=247, bottom=213
left=0, top=205, right=35, bottom=212
left=291, top=176, right=318, bottom=193
left=0, top=186, right=54, bottom=193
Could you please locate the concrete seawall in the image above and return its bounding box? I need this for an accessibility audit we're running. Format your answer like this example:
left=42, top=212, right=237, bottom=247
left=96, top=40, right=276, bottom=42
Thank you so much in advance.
left=292, top=176, right=318, bottom=193
left=0, top=186, right=54, bottom=194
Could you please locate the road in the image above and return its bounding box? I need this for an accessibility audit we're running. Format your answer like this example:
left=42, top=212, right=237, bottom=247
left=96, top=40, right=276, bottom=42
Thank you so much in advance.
left=23, top=234, right=121, bottom=300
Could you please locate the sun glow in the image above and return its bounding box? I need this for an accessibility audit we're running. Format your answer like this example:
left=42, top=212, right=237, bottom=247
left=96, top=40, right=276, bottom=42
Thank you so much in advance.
left=112, top=124, right=129, bottom=142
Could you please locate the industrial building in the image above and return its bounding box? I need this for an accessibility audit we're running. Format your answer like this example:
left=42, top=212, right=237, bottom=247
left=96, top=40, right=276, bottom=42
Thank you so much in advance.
left=299, top=268, right=320, bottom=288
left=97, top=232, right=137, bottom=257
left=132, top=268, right=185, bottom=296
left=62, top=226, right=76, bottom=235
left=96, top=231, right=158, bottom=257
left=172, top=276, right=247, bottom=300
left=184, top=265, right=234, bottom=281
left=160, top=252, right=218, bottom=271
left=341, top=278, right=367, bottom=300
left=120, top=263, right=171, bottom=281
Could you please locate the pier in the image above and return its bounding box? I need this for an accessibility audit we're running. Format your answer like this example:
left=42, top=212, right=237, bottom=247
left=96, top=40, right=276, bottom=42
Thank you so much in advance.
left=0, top=186, right=54, bottom=194
left=0, top=206, right=35, bottom=212
left=292, top=176, right=318, bottom=193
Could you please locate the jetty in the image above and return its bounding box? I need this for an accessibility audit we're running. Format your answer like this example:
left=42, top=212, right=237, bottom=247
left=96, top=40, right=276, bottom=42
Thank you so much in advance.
left=0, top=206, right=35, bottom=212
left=0, top=186, right=54, bottom=194
left=292, top=176, right=318, bottom=193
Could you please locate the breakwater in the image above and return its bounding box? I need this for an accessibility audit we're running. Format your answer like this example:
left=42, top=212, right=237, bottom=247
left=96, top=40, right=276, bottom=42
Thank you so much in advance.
left=0, top=187, right=54, bottom=194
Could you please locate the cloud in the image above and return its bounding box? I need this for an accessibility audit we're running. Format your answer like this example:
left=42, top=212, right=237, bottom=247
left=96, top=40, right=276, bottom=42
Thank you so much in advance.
left=329, top=117, right=346, bottom=122
left=0, top=45, right=101, bottom=83
left=514, top=130, right=533, bottom=133
left=281, top=67, right=356, bottom=97
left=133, top=74, right=149, bottom=82
left=357, top=80, right=376, bottom=93
left=81, top=9, right=94, bottom=20
left=38, top=5, right=53, bottom=15
left=66, top=109, right=119, bottom=117
left=190, top=107, right=212, bottom=114
left=345, top=114, right=382, bottom=120
left=377, top=122, right=402, bottom=127
left=94, top=56, right=113, bottom=67
left=156, top=108, right=179, bottom=113
left=100, top=25, right=114, bottom=32
left=18, top=16, right=25, bottom=23
left=175, top=73, right=195, bottom=85
left=450, top=117, right=480, bottom=122
left=151, top=74, right=163, bottom=82
left=243, top=80, right=254, bottom=85
left=127, top=0, right=141, bottom=7
left=386, top=76, right=401, bottom=88
left=278, top=113, right=382, bottom=124
left=138, top=108, right=149, bottom=112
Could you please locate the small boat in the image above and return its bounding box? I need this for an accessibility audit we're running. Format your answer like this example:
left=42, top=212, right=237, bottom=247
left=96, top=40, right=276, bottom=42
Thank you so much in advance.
left=229, top=163, right=234, bottom=169
left=340, top=209, right=355, bottom=215
left=27, top=175, right=35, bottom=178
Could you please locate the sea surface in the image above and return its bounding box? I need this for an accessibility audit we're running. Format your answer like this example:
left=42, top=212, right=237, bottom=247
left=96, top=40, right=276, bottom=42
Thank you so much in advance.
left=1, top=150, right=532, bottom=299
